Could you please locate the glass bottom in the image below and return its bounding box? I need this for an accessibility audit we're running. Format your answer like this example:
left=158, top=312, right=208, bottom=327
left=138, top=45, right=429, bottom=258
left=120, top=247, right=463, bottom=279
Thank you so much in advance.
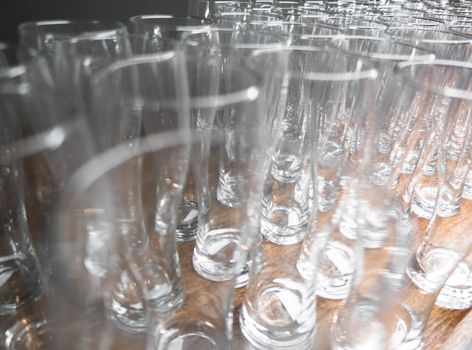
left=462, top=183, right=472, bottom=200
left=153, top=319, right=227, bottom=350
left=0, top=255, right=42, bottom=315
left=436, top=260, right=472, bottom=310
left=314, top=241, right=356, bottom=300
left=411, top=186, right=460, bottom=220
left=389, top=305, right=424, bottom=350
left=270, top=153, right=303, bottom=184
left=260, top=204, right=308, bottom=245
left=332, top=300, right=423, bottom=350
left=176, top=200, right=198, bottom=242
left=4, top=319, right=52, bottom=350
left=193, top=228, right=244, bottom=283
left=240, top=300, right=316, bottom=350
left=371, top=162, right=392, bottom=187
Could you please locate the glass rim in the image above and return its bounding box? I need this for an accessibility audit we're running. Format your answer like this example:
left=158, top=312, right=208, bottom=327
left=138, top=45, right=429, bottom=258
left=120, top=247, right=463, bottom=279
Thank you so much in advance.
left=249, top=45, right=378, bottom=81
left=18, top=20, right=128, bottom=40
left=386, top=27, right=472, bottom=44
left=329, top=36, right=436, bottom=62
left=18, top=19, right=127, bottom=31
left=183, top=28, right=288, bottom=49
left=396, top=59, right=472, bottom=101
left=128, top=14, right=211, bottom=28
left=97, top=51, right=260, bottom=109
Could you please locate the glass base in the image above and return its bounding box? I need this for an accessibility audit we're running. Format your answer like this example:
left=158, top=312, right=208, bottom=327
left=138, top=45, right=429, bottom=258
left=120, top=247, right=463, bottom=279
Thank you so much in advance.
left=152, top=319, right=227, bottom=350
left=332, top=300, right=423, bottom=350
left=240, top=302, right=316, bottom=350
left=176, top=200, right=198, bottom=242
left=314, top=241, right=356, bottom=300
left=4, top=319, right=52, bottom=350
left=463, top=188, right=472, bottom=200
left=193, top=228, right=244, bottom=283
left=435, top=260, right=472, bottom=310
left=260, top=205, right=308, bottom=245
left=107, top=297, right=146, bottom=335
left=411, top=187, right=460, bottom=220
left=270, top=154, right=303, bottom=184
left=0, top=256, right=42, bottom=315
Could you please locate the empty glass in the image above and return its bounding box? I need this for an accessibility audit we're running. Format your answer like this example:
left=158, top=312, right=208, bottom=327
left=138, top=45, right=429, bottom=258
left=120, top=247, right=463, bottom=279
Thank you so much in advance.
left=18, top=20, right=128, bottom=59
left=91, top=51, right=191, bottom=332
left=393, top=60, right=472, bottom=219
left=0, top=44, right=97, bottom=349
left=330, top=36, right=435, bottom=108
left=129, top=15, right=210, bottom=51
left=184, top=28, right=287, bottom=286
left=386, top=27, right=472, bottom=61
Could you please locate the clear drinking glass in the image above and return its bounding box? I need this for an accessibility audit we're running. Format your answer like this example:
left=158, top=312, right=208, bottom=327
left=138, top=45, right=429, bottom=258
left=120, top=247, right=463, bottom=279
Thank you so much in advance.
left=91, top=51, right=191, bottom=332
left=0, top=46, right=44, bottom=317
left=0, top=44, right=98, bottom=349
left=436, top=246, right=472, bottom=310
left=331, top=192, right=412, bottom=350
left=386, top=27, right=472, bottom=60
left=329, top=36, right=435, bottom=110
left=402, top=191, right=472, bottom=348
left=391, top=60, right=472, bottom=219
left=18, top=20, right=128, bottom=59
left=129, top=15, right=211, bottom=51
left=44, top=33, right=133, bottom=121
left=239, top=46, right=378, bottom=349
left=47, top=129, right=193, bottom=349
left=184, top=28, right=287, bottom=286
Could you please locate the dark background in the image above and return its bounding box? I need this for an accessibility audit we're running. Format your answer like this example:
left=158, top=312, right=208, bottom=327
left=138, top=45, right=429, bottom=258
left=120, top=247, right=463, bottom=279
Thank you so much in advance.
left=0, top=0, right=190, bottom=44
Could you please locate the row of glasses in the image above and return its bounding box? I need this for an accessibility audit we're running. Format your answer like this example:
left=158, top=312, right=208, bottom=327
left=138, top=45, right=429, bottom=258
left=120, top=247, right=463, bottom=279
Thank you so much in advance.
left=2, top=1, right=472, bottom=349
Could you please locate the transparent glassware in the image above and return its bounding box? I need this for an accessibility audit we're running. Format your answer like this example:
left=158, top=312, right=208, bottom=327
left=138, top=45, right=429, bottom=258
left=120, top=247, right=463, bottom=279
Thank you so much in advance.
left=17, top=20, right=128, bottom=59
left=46, top=132, right=193, bottom=349
left=436, top=248, right=472, bottom=310
left=385, top=27, right=472, bottom=60
left=331, top=188, right=413, bottom=350
left=44, top=33, right=133, bottom=123
left=239, top=47, right=377, bottom=349
left=0, top=46, right=43, bottom=317
left=149, top=126, right=269, bottom=350
left=378, top=14, right=445, bottom=29
left=297, top=179, right=364, bottom=300
left=369, top=59, right=469, bottom=203
left=240, top=163, right=322, bottom=350
left=330, top=36, right=435, bottom=111
left=260, top=21, right=343, bottom=46
left=184, top=28, right=287, bottom=286
left=91, top=52, right=191, bottom=332
left=0, top=44, right=98, bottom=350
left=403, top=190, right=472, bottom=349
left=463, top=168, right=472, bottom=200
left=129, top=15, right=211, bottom=51
left=391, top=60, right=472, bottom=219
